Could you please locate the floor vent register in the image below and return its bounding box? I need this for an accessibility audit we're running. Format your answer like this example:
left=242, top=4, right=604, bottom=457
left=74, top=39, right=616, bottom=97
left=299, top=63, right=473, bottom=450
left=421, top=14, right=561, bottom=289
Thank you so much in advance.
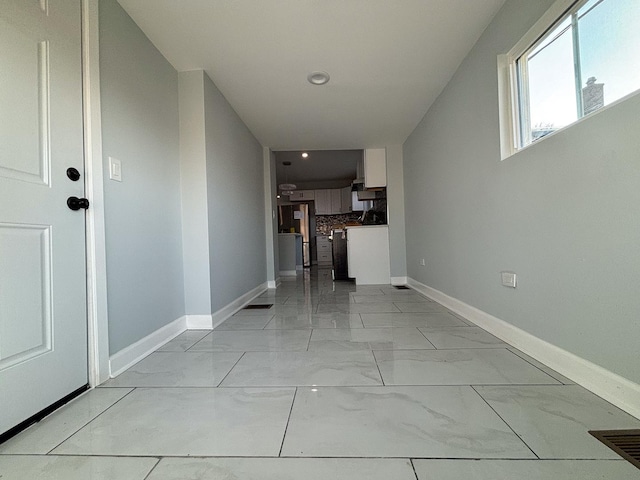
left=589, top=429, right=640, bottom=470
left=394, top=285, right=411, bottom=290
left=242, top=304, right=274, bottom=310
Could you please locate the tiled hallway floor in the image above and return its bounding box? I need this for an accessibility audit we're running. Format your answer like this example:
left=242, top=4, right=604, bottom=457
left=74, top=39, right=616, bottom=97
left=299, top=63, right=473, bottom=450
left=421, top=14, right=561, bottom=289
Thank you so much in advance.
left=2, top=268, right=639, bottom=478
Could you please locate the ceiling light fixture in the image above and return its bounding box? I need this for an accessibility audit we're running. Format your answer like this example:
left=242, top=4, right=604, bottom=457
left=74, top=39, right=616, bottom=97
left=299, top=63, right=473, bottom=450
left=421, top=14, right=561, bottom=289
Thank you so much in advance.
left=301, top=152, right=309, bottom=158
left=307, top=71, right=330, bottom=85
left=278, top=161, right=297, bottom=192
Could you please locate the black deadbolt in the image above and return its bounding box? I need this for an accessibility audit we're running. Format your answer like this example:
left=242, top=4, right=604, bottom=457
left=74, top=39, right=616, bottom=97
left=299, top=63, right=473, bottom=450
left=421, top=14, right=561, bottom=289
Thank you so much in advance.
left=66, top=167, right=81, bottom=181
left=67, top=196, right=90, bottom=211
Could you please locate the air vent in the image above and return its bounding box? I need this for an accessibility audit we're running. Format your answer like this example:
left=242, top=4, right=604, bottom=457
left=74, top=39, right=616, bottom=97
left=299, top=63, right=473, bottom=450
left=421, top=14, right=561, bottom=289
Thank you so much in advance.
left=589, top=429, right=640, bottom=469
left=394, top=285, right=411, bottom=290
left=242, top=304, right=273, bottom=310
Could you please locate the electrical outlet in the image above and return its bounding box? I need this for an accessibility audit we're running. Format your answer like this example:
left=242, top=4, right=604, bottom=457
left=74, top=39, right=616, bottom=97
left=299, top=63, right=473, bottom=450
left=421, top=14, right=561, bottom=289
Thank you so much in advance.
left=420, top=258, right=426, bottom=266
left=501, top=271, right=517, bottom=288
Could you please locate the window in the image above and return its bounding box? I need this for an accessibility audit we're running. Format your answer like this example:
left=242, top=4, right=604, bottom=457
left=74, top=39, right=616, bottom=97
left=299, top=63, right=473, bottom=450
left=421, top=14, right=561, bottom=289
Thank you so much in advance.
left=499, top=0, right=640, bottom=158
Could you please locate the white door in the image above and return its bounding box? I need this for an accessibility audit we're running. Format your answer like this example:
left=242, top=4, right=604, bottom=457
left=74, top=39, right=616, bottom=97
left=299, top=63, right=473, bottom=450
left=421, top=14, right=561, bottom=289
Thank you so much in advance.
left=0, top=0, right=87, bottom=435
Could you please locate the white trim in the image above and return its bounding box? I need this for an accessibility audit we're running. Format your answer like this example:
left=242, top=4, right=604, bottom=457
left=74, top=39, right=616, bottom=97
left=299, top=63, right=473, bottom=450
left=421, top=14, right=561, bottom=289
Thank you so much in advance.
left=499, top=0, right=584, bottom=160
left=280, top=270, right=297, bottom=277
left=109, top=316, right=187, bottom=378
left=82, top=0, right=110, bottom=386
left=497, top=54, right=518, bottom=160
left=185, top=315, right=213, bottom=330
left=407, top=277, right=640, bottom=419
left=509, top=0, right=577, bottom=58
left=263, top=147, right=278, bottom=286
left=502, top=86, right=640, bottom=159
left=110, top=281, right=268, bottom=376
left=267, top=280, right=278, bottom=289
left=390, top=276, right=408, bottom=286
left=210, top=282, right=268, bottom=329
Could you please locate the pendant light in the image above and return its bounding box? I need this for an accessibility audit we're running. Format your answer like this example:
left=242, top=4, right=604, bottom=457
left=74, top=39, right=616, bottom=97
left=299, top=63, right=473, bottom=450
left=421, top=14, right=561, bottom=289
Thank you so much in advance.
left=278, top=161, right=296, bottom=194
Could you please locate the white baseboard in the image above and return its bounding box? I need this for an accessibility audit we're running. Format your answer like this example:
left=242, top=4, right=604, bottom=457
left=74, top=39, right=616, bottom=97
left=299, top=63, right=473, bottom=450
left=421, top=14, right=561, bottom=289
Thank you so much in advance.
left=210, top=282, right=268, bottom=329
left=267, top=280, right=278, bottom=289
left=407, top=277, right=640, bottom=420
left=280, top=270, right=297, bottom=277
left=391, top=276, right=408, bottom=286
left=109, top=315, right=187, bottom=378
left=186, top=314, right=213, bottom=329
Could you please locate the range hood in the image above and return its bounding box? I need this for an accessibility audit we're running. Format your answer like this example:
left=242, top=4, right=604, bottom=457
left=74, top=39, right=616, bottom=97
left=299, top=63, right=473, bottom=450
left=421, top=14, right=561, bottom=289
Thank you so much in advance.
left=351, top=182, right=379, bottom=201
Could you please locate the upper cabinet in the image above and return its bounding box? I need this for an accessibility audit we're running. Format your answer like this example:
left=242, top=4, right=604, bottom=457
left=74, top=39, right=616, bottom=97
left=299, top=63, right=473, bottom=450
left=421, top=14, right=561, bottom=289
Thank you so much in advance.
left=341, top=186, right=352, bottom=213
left=314, top=188, right=354, bottom=215
left=314, top=189, right=332, bottom=215
left=289, top=190, right=315, bottom=201
left=330, top=189, right=342, bottom=214
left=364, top=148, right=386, bottom=188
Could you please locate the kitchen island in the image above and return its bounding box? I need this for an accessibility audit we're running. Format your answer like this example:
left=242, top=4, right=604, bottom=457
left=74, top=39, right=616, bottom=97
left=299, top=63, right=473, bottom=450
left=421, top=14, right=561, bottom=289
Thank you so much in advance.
left=346, top=225, right=390, bottom=284
left=278, top=233, right=303, bottom=276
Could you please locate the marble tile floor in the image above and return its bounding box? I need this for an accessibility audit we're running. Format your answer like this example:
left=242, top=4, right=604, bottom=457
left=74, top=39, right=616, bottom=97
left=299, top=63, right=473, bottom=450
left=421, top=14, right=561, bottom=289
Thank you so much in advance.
left=1, top=267, right=639, bottom=479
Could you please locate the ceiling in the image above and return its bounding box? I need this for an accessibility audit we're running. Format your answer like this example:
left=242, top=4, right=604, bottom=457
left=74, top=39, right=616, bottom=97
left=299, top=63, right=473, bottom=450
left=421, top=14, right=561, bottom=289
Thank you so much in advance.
left=275, top=150, right=361, bottom=186
left=117, top=0, right=505, bottom=150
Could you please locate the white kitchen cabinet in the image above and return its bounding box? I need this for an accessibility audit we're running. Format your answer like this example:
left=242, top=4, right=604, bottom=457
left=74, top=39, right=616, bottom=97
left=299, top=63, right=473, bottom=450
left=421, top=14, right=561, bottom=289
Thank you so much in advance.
left=356, top=155, right=364, bottom=180
left=315, top=188, right=354, bottom=215
left=364, top=148, right=386, bottom=188
left=331, top=189, right=342, bottom=214
left=314, top=189, right=331, bottom=214
left=316, top=235, right=332, bottom=266
left=341, top=187, right=352, bottom=213
left=289, top=190, right=315, bottom=201
left=346, top=225, right=390, bottom=284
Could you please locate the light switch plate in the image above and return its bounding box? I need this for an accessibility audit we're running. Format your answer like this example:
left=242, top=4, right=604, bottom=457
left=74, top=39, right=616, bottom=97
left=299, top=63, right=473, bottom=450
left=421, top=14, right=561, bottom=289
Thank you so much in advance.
left=109, top=157, right=122, bottom=182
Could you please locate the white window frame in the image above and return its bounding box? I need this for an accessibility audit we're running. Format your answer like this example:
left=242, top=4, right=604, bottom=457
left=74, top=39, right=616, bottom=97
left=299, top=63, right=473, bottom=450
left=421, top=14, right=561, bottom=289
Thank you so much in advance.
left=498, top=0, right=589, bottom=159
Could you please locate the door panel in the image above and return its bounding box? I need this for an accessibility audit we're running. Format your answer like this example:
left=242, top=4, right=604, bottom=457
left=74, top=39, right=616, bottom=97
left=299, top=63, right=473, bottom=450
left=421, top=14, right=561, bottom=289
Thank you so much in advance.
left=0, top=224, right=52, bottom=369
left=0, top=0, right=87, bottom=435
left=0, top=21, right=49, bottom=184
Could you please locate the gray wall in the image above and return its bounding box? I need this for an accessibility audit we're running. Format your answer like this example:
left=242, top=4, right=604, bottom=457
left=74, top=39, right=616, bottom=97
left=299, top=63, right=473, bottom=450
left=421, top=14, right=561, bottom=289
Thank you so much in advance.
left=203, top=74, right=267, bottom=311
left=99, top=0, right=185, bottom=354
left=386, top=144, right=407, bottom=278
left=179, top=71, right=212, bottom=314
left=404, top=0, right=640, bottom=384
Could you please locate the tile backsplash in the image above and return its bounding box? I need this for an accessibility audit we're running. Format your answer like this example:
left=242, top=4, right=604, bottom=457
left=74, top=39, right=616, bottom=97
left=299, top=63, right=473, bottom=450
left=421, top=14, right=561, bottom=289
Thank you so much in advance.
left=316, top=213, right=361, bottom=235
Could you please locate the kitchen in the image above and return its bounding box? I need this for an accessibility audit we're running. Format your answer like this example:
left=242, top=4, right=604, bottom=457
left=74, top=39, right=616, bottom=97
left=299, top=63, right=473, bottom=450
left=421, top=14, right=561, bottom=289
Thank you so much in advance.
left=276, top=148, right=391, bottom=285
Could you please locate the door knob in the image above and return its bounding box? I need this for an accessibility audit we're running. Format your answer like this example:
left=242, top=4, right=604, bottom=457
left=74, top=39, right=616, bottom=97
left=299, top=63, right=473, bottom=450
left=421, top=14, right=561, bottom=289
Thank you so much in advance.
left=66, top=167, right=81, bottom=181
left=67, top=196, right=89, bottom=210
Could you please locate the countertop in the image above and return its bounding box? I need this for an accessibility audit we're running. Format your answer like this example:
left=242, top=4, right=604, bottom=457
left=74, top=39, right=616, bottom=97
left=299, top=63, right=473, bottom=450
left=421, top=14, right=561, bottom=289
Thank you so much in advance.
left=345, top=224, right=388, bottom=229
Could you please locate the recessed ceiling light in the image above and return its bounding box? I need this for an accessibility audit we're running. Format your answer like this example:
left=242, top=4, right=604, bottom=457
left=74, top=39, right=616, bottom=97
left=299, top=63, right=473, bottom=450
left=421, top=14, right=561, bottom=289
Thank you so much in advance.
left=307, top=71, right=330, bottom=85
left=301, top=152, right=309, bottom=158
